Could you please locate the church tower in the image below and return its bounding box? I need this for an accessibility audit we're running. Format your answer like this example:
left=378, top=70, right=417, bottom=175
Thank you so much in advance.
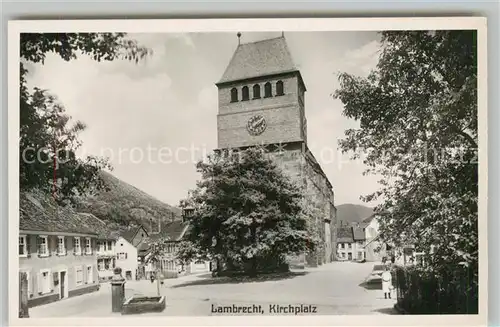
left=215, top=34, right=337, bottom=266
left=215, top=35, right=307, bottom=149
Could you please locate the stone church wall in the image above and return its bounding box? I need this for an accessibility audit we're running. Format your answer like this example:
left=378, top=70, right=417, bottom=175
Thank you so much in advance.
left=266, top=143, right=337, bottom=267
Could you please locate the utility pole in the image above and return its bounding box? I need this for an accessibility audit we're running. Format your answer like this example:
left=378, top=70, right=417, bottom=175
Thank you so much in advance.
left=156, top=260, right=160, bottom=296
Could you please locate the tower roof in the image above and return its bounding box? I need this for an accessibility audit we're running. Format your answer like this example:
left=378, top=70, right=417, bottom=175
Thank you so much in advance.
left=217, top=36, right=299, bottom=84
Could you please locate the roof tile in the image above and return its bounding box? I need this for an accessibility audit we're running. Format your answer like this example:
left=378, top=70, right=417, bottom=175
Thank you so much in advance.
left=20, top=191, right=97, bottom=236
left=218, top=37, right=297, bottom=84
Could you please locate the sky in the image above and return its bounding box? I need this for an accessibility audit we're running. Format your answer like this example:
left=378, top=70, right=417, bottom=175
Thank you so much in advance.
left=25, top=31, right=383, bottom=207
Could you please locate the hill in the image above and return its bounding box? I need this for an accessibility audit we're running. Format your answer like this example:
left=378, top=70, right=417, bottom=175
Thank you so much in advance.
left=76, top=171, right=181, bottom=231
left=336, top=204, right=374, bottom=227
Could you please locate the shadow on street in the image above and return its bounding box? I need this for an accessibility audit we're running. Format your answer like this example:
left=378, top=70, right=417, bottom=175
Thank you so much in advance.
left=172, top=271, right=309, bottom=288
left=358, top=281, right=382, bottom=290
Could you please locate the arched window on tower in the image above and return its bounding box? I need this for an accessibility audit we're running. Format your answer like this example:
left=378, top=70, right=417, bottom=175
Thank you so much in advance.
left=264, top=82, right=272, bottom=98
left=253, top=84, right=261, bottom=99
left=276, top=80, right=284, bottom=96
left=242, top=86, right=250, bottom=101
left=230, top=88, right=238, bottom=103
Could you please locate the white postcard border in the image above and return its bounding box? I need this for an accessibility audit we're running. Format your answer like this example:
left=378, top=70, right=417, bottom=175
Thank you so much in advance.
left=8, top=17, right=488, bottom=327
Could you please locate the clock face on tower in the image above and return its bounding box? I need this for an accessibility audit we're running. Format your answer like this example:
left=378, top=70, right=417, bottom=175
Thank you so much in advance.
left=247, top=115, right=267, bottom=136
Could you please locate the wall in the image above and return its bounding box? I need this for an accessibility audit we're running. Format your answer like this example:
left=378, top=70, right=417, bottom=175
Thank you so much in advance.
left=217, top=74, right=305, bottom=149
left=19, top=233, right=99, bottom=307
left=301, top=153, right=336, bottom=265
left=266, top=143, right=336, bottom=267
left=365, top=240, right=386, bottom=262
left=189, top=260, right=211, bottom=274
left=337, top=242, right=365, bottom=261
left=115, top=237, right=138, bottom=280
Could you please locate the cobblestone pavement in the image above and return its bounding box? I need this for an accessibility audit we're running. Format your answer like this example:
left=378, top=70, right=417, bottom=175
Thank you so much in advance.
left=28, top=261, right=397, bottom=317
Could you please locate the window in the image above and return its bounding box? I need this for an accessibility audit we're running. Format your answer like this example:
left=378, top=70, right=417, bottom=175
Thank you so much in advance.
left=252, top=84, right=261, bottom=99
left=19, top=235, right=27, bottom=256
left=118, top=252, right=127, bottom=260
left=230, top=88, right=238, bottom=102
left=98, top=259, right=104, bottom=271
left=75, top=266, right=83, bottom=286
left=264, top=82, right=272, bottom=98
left=276, top=80, right=284, bottom=96
left=107, top=241, right=113, bottom=251
left=37, top=236, right=48, bottom=257
left=57, top=236, right=66, bottom=255
left=85, top=238, right=92, bottom=255
left=347, top=243, right=352, bottom=249
left=341, top=243, right=345, bottom=249
left=38, top=269, right=52, bottom=294
left=86, top=265, right=93, bottom=284
left=74, top=237, right=81, bottom=255
left=242, top=86, right=249, bottom=101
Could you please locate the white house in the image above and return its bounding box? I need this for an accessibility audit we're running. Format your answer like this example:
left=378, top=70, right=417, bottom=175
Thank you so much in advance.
left=114, top=236, right=138, bottom=280
left=144, top=220, right=211, bottom=279
left=76, top=213, right=119, bottom=282
left=114, top=226, right=149, bottom=281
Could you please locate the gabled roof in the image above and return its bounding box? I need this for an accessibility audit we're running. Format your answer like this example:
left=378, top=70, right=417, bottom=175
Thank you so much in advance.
left=337, top=226, right=354, bottom=243
left=119, top=225, right=148, bottom=245
left=353, top=227, right=366, bottom=241
left=20, top=191, right=97, bottom=236
left=363, top=214, right=376, bottom=223
left=148, top=221, right=189, bottom=242
left=136, top=221, right=189, bottom=257
left=76, top=213, right=119, bottom=240
left=217, top=36, right=299, bottom=84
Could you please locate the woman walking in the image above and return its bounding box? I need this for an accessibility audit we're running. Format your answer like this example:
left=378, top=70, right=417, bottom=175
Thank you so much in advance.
left=381, top=266, right=393, bottom=299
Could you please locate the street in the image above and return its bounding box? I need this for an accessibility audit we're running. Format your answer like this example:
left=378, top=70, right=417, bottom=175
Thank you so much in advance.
left=29, top=262, right=397, bottom=317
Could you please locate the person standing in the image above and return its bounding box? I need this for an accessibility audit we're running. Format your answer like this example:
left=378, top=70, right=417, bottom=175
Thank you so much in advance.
left=381, top=266, right=393, bottom=299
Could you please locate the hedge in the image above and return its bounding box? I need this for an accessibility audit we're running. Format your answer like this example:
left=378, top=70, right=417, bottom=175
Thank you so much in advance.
left=394, top=265, right=478, bottom=314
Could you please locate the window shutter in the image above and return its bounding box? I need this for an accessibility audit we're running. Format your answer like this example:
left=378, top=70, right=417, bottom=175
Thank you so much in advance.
left=73, top=238, right=76, bottom=254
left=36, top=237, right=41, bottom=255
left=125, top=253, right=128, bottom=259
left=48, top=270, right=53, bottom=292
left=64, top=237, right=68, bottom=254
left=37, top=273, right=42, bottom=293
left=26, top=236, right=31, bottom=257
left=27, top=272, right=33, bottom=295
left=47, top=237, right=52, bottom=256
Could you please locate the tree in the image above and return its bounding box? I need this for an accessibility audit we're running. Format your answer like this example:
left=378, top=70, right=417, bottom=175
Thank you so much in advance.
left=333, top=31, right=477, bottom=277
left=145, top=239, right=170, bottom=296
left=177, top=148, right=315, bottom=276
left=20, top=33, right=152, bottom=205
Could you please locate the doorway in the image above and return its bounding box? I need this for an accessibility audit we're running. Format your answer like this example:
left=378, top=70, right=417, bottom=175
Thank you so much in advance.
left=59, top=271, right=68, bottom=299
left=348, top=252, right=353, bottom=260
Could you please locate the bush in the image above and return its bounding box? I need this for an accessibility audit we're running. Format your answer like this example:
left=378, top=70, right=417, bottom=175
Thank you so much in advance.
left=394, top=265, right=478, bottom=314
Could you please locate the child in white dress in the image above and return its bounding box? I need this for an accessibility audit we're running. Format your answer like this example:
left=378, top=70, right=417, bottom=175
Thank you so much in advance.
left=381, top=266, right=393, bottom=299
